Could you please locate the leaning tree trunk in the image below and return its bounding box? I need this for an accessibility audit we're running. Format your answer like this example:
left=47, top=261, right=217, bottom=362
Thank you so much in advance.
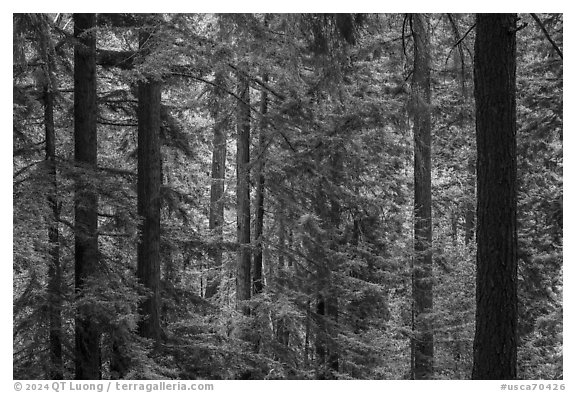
left=136, top=29, right=162, bottom=342
left=236, top=73, right=251, bottom=315
left=73, top=13, right=101, bottom=380
left=472, top=13, right=518, bottom=380
left=411, top=13, right=434, bottom=380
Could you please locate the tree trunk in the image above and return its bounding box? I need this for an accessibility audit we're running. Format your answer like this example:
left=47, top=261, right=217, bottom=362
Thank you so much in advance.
left=448, top=14, right=476, bottom=246
left=73, top=13, right=101, bottom=380
left=313, top=152, right=342, bottom=380
left=253, top=75, right=268, bottom=296
left=38, top=15, right=64, bottom=380
left=472, top=13, right=518, bottom=380
left=236, top=73, right=251, bottom=315
left=205, top=71, right=227, bottom=299
left=275, top=197, right=290, bottom=347
left=411, top=13, right=434, bottom=380
left=136, top=29, right=162, bottom=342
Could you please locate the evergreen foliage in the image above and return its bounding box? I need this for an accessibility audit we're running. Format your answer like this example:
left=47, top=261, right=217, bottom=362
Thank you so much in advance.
left=13, top=13, right=562, bottom=380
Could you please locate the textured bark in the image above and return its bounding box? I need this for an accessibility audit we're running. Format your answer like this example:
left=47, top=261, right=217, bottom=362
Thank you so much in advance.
left=253, top=76, right=268, bottom=296
left=236, top=74, right=251, bottom=314
left=411, top=13, right=434, bottom=380
left=472, top=13, right=518, bottom=380
left=205, top=71, right=227, bottom=299
left=73, top=13, right=101, bottom=380
left=137, top=30, right=162, bottom=342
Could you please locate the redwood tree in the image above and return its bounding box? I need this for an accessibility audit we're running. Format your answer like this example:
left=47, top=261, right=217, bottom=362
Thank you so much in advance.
left=472, top=13, right=518, bottom=379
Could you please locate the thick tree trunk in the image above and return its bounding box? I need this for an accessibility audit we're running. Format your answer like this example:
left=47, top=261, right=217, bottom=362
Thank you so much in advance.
left=73, top=13, right=101, bottom=380
left=137, top=30, right=162, bottom=342
left=205, top=72, right=227, bottom=299
left=253, top=76, right=268, bottom=296
left=411, top=13, right=434, bottom=380
left=236, top=73, right=251, bottom=315
left=38, top=15, right=63, bottom=380
left=472, top=13, right=518, bottom=380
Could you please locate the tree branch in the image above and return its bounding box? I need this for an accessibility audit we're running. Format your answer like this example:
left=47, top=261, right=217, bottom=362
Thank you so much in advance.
left=530, top=13, right=563, bottom=59
left=97, top=49, right=137, bottom=69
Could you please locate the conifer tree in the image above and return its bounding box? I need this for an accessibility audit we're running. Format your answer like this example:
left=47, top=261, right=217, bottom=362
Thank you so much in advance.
left=73, top=12, right=101, bottom=379
left=472, top=13, right=518, bottom=379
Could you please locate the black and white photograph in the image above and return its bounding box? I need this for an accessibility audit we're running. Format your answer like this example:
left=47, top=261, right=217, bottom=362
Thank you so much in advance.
left=12, top=12, right=563, bottom=381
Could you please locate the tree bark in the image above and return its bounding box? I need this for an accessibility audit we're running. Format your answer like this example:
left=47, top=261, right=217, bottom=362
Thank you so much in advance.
left=205, top=72, right=227, bottom=299
left=136, top=29, right=162, bottom=342
left=73, top=13, right=101, bottom=380
left=411, top=13, right=434, bottom=380
left=236, top=73, right=251, bottom=315
left=472, top=13, right=518, bottom=380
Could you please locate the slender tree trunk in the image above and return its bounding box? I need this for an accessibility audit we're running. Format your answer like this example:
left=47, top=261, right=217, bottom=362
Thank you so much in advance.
left=38, top=15, right=63, bottom=380
left=137, top=29, right=162, bottom=342
left=472, top=13, right=518, bottom=380
left=275, top=197, right=290, bottom=347
left=411, top=13, right=434, bottom=380
left=253, top=75, right=268, bottom=296
left=448, top=14, right=476, bottom=246
left=46, top=87, right=64, bottom=380
left=205, top=71, right=227, bottom=299
left=236, top=73, right=251, bottom=315
left=313, top=152, right=341, bottom=379
left=73, top=13, right=101, bottom=380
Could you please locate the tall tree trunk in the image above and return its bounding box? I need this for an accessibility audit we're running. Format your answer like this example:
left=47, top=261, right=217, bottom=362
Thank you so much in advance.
left=472, top=13, right=518, bottom=380
left=137, top=29, right=162, bottom=342
left=314, top=151, right=342, bottom=380
left=205, top=72, right=227, bottom=299
left=236, top=73, right=251, bottom=315
left=411, top=13, right=434, bottom=380
left=253, top=75, right=268, bottom=296
left=38, top=15, right=63, bottom=380
left=73, top=13, right=101, bottom=380
left=275, top=196, right=290, bottom=347
left=46, top=85, right=64, bottom=380
left=448, top=14, right=476, bottom=246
